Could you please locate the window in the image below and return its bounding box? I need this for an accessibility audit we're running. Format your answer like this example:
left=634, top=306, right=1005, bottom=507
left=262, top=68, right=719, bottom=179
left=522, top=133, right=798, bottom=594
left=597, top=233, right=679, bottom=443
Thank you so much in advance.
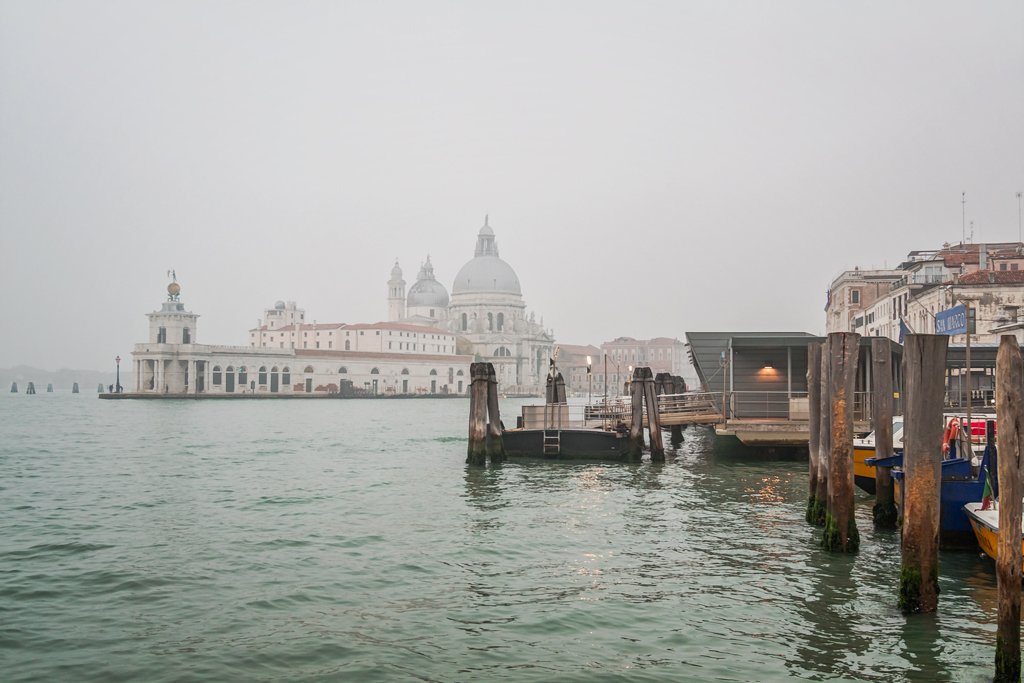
left=497, top=312, right=504, bottom=331
left=345, top=340, right=350, bottom=350
left=1008, top=307, right=1019, bottom=324
left=488, top=312, right=494, bottom=331
left=282, top=367, right=290, bottom=384
left=259, top=367, right=267, bottom=385
left=851, top=290, right=860, bottom=304
left=157, top=327, right=167, bottom=343
left=1001, top=263, right=1008, bottom=271
left=430, top=309, right=434, bottom=317
left=316, top=342, right=320, bottom=349
left=494, top=347, right=511, bottom=357
left=304, top=366, right=314, bottom=373
left=329, top=342, right=332, bottom=348
left=1014, top=264, right=1020, bottom=271
left=182, top=328, right=191, bottom=344
left=370, top=368, right=380, bottom=374
left=429, top=369, right=437, bottom=375
left=969, top=308, right=977, bottom=334
left=401, top=368, right=409, bottom=374
left=337, top=366, right=348, bottom=374
left=303, top=342, right=307, bottom=348
left=212, top=366, right=222, bottom=385
left=238, top=367, right=248, bottom=385
left=389, top=342, right=392, bottom=349
left=456, top=369, right=464, bottom=376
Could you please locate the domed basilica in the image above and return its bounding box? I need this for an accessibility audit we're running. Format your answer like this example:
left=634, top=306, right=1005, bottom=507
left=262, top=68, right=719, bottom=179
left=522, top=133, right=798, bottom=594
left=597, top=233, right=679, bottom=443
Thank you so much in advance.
left=388, top=217, right=555, bottom=391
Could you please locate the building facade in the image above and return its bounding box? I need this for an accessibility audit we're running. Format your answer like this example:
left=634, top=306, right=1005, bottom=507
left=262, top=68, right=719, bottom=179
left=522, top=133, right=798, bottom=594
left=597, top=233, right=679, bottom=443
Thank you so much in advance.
left=132, top=284, right=470, bottom=396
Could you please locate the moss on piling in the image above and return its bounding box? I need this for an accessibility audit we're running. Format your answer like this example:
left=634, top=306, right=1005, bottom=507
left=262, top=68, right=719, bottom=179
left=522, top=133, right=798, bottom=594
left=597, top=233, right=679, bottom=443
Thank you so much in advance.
left=994, top=632, right=1021, bottom=683
left=812, top=498, right=827, bottom=527
left=806, top=494, right=816, bottom=525
left=466, top=447, right=487, bottom=466
left=821, top=512, right=859, bottom=553
left=898, top=565, right=922, bottom=612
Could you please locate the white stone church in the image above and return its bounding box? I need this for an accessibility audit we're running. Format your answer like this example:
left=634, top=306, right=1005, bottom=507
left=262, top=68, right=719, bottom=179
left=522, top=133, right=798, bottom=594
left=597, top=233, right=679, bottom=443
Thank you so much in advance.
left=129, top=218, right=554, bottom=396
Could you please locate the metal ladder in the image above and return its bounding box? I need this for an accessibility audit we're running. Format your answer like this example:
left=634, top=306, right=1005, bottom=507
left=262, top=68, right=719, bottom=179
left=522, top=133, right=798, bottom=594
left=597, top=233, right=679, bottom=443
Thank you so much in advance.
left=543, top=430, right=561, bottom=454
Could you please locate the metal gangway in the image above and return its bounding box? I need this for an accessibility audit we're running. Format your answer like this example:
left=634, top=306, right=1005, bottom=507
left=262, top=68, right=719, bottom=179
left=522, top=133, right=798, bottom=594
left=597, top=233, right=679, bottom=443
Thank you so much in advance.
left=585, top=391, right=724, bottom=429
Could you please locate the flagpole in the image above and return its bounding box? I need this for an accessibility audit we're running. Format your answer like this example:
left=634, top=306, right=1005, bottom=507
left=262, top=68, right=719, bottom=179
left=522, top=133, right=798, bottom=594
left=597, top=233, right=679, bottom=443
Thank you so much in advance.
left=966, top=303, right=972, bottom=459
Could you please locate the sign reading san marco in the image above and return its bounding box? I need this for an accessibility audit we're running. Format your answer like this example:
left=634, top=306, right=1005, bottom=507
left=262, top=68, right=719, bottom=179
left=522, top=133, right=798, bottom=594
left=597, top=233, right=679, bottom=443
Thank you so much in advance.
left=935, top=304, right=968, bottom=336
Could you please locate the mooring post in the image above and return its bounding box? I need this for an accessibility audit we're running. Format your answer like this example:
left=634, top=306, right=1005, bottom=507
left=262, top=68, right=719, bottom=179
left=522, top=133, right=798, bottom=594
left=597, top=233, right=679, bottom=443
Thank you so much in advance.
left=995, top=335, right=1023, bottom=682
left=871, top=337, right=897, bottom=528
left=546, top=374, right=554, bottom=404
left=467, top=362, right=489, bottom=465
left=654, top=372, right=665, bottom=396
left=814, top=340, right=831, bottom=526
left=806, top=342, right=822, bottom=525
left=555, top=373, right=567, bottom=404
left=10, top=382, right=17, bottom=393
left=26, top=382, right=36, bottom=395
left=72, top=382, right=79, bottom=394
left=664, top=374, right=684, bottom=442
left=644, top=368, right=665, bottom=461
left=822, top=332, right=860, bottom=553
left=47, top=384, right=53, bottom=393
left=626, top=367, right=645, bottom=462
left=486, top=364, right=505, bottom=463
left=899, top=333, right=947, bottom=612
left=97, top=383, right=104, bottom=393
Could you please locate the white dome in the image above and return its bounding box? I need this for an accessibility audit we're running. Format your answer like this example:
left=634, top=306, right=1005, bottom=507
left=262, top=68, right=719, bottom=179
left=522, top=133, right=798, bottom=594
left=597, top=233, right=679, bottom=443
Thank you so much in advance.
left=407, top=255, right=449, bottom=307
left=452, top=256, right=521, bottom=295
left=408, top=278, right=449, bottom=307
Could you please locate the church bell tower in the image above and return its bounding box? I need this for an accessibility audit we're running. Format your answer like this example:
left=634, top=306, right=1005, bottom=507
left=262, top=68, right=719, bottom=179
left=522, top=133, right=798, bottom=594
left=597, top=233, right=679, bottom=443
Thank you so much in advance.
left=387, top=260, right=406, bottom=321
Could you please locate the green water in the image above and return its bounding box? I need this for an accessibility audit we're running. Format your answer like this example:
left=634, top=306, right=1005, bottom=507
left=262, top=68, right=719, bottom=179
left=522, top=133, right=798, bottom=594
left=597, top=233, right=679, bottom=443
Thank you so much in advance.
left=0, top=393, right=1001, bottom=681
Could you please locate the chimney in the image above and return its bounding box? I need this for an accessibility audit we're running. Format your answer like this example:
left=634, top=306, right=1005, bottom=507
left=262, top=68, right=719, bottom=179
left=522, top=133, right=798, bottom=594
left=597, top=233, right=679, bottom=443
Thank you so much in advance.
left=988, top=271, right=996, bottom=284
left=980, top=244, right=987, bottom=270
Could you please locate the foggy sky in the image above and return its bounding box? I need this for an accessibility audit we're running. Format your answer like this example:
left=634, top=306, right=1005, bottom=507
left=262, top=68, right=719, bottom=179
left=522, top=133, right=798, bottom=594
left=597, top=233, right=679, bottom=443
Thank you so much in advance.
left=1, top=1, right=1022, bottom=371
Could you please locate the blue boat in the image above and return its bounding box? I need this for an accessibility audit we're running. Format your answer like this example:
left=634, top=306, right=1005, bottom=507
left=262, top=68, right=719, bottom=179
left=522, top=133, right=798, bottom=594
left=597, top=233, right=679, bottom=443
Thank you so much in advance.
left=868, top=420, right=995, bottom=547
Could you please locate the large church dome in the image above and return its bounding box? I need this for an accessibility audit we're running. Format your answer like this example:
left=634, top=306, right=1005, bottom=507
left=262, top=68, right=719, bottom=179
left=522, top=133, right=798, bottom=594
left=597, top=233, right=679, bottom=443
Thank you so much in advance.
left=407, top=256, right=449, bottom=307
left=452, top=217, right=522, bottom=295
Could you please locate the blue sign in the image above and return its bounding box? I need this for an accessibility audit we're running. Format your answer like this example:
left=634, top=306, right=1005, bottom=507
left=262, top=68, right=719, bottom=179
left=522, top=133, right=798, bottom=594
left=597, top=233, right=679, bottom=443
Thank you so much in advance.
left=935, top=304, right=967, bottom=336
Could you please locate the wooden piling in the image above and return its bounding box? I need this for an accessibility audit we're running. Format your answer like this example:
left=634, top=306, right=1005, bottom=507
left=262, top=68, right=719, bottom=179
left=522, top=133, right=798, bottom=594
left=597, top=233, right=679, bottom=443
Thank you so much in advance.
left=72, top=382, right=79, bottom=394
left=822, top=332, right=860, bottom=553
left=995, top=335, right=1023, bottom=682
left=806, top=342, right=822, bottom=525
left=10, top=382, right=17, bottom=393
left=871, top=337, right=897, bottom=528
left=663, top=374, right=684, bottom=442
left=546, top=375, right=555, bottom=404
left=26, top=382, right=36, bottom=395
left=627, top=368, right=645, bottom=462
left=467, top=362, right=489, bottom=465
left=899, top=334, right=947, bottom=612
left=47, top=383, right=53, bottom=393
left=813, top=339, right=830, bottom=526
left=97, top=383, right=104, bottom=393
left=644, top=368, right=665, bottom=461
left=486, top=364, right=505, bottom=463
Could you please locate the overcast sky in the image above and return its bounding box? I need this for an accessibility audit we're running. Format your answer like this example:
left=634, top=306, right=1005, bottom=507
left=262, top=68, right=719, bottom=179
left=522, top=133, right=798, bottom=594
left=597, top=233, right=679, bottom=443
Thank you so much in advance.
left=1, top=1, right=1021, bottom=371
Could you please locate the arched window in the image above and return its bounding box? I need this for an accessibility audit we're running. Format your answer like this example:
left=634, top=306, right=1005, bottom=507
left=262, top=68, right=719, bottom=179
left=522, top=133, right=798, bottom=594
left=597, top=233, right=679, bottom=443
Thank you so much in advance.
left=371, top=367, right=380, bottom=374
left=238, top=367, right=248, bottom=385
left=258, top=366, right=268, bottom=385
left=429, top=369, right=437, bottom=375
left=497, top=312, right=504, bottom=331
left=345, top=340, right=350, bottom=350
left=282, top=367, right=290, bottom=384
left=271, top=366, right=278, bottom=372
left=494, top=347, right=511, bottom=357
left=212, top=366, right=222, bottom=385
left=304, top=366, right=314, bottom=373
left=461, top=313, right=467, bottom=330
left=401, top=368, right=409, bottom=375
left=182, top=328, right=191, bottom=344
left=226, top=366, right=234, bottom=372
left=488, top=312, right=494, bottom=331
left=456, top=369, right=464, bottom=376
left=339, top=366, right=348, bottom=374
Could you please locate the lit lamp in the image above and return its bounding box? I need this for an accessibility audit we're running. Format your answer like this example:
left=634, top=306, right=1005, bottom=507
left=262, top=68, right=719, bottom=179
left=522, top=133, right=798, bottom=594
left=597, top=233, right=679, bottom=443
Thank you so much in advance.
left=763, top=360, right=773, bottom=370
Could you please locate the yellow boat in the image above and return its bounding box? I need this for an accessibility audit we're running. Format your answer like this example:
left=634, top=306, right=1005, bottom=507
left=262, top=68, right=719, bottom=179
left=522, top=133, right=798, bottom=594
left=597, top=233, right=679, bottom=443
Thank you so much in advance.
left=853, top=417, right=903, bottom=494
left=963, top=502, right=1024, bottom=562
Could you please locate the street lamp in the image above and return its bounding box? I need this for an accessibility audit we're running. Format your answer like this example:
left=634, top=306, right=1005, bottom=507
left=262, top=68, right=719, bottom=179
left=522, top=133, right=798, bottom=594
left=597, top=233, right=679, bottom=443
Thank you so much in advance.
left=115, top=356, right=121, bottom=393
left=586, top=355, right=592, bottom=404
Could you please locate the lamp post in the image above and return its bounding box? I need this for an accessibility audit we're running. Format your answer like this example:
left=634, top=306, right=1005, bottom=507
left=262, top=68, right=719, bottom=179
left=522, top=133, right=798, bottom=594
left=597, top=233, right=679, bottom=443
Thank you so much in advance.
left=603, top=353, right=608, bottom=402
left=586, top=355, right=592, bottom=404
left=115, top=356, right=121, bottom=393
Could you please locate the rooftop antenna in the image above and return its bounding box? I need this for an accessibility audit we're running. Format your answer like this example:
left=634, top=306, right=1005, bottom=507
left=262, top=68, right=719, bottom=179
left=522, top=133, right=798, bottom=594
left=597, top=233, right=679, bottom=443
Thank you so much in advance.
left=961, top=191, right=966, bottom=246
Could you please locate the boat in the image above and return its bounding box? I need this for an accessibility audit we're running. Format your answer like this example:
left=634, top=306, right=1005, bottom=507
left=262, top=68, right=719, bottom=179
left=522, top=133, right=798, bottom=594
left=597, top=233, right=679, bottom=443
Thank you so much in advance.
left=853, top=417, right=904, bottom=494
left=963, top=502, right=1024, bottom=562
left=885, top=417, right=996, bottom=546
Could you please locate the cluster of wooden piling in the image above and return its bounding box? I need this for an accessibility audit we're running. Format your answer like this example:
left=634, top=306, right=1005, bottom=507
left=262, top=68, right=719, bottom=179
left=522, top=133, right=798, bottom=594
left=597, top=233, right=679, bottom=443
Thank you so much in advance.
left=627, top=367, right=663, bottom=463
left=467, top=362, right=505, bottom=465
left=655, top=372, right=687, bottom=441
left=10, top=381, right=82, bottom=394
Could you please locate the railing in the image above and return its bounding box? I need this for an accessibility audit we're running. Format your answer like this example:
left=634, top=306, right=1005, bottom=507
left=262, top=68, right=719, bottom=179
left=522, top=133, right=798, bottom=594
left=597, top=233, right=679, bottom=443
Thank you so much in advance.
left=944, top=389, right=995, bottom=410
left=583, top=391, right=724, bottom=428
left=723, top=391, right=809, bottom=420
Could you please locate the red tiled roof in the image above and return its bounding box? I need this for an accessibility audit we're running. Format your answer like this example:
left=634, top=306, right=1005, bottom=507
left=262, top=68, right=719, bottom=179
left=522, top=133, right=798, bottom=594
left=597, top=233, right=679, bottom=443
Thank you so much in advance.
left=295, top=349, right=468, bottom=363
left=957, top=270, right=1024, bottom=285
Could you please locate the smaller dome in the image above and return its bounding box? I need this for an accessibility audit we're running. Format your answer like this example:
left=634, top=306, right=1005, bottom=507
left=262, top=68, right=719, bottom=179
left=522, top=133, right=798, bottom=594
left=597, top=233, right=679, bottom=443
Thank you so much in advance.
left=391, top=260, right=403, bottom=278
left=275, top=301, right=286, bottom=309
left=408, top=279, right=449, bottom=307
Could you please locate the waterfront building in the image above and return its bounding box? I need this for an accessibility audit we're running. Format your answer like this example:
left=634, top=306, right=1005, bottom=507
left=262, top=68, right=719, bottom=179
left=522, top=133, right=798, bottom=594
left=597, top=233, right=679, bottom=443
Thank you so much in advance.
left=388, top=217, right=556, bottom=393
left=827, top=242, right=1024, bottom=343
left=598, top=337, right=691, bottom=394
left=131, top=284, right=469, bottom=396
left=553, top=344, right=601, bottom=396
